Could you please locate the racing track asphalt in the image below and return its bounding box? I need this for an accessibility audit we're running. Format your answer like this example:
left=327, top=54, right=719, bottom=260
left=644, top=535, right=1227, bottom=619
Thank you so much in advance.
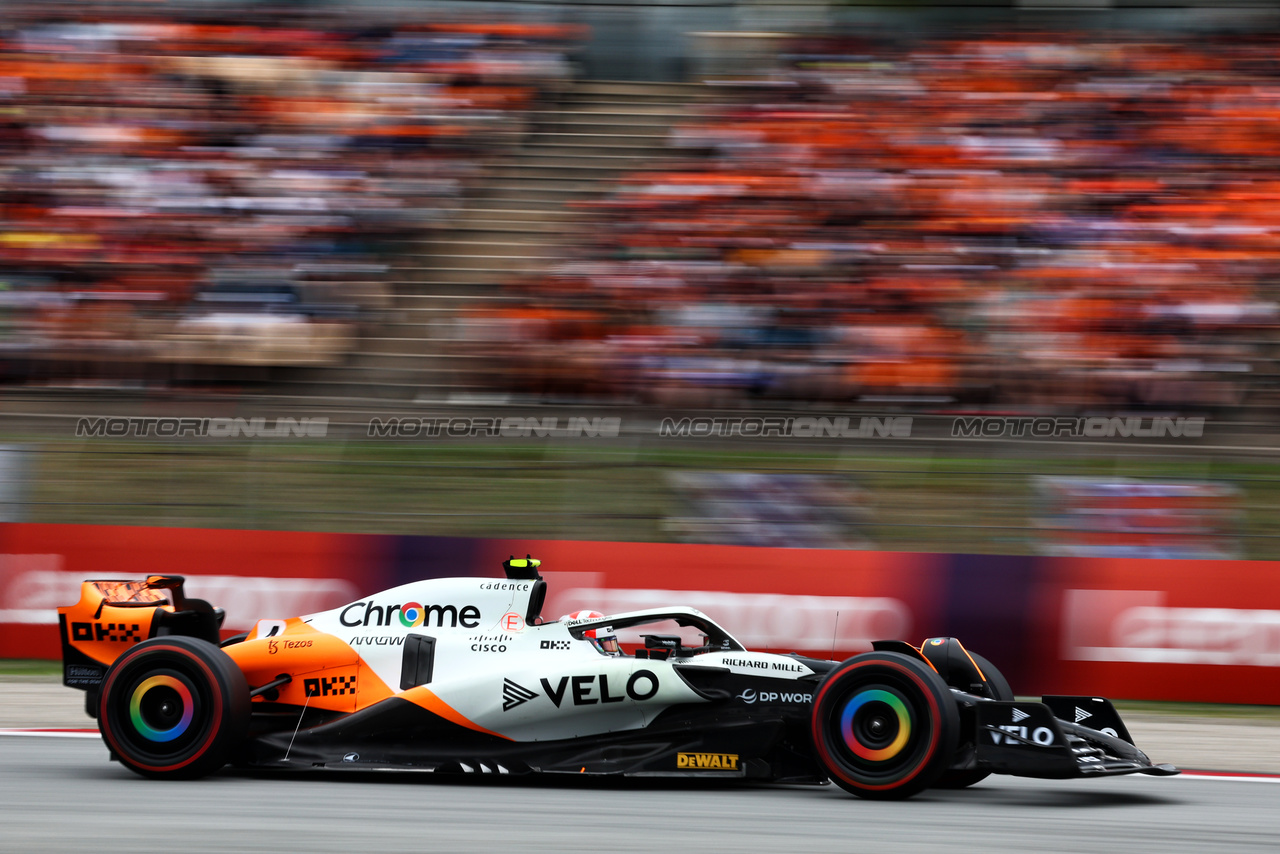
left=2, top=736, right=1277, bottom=854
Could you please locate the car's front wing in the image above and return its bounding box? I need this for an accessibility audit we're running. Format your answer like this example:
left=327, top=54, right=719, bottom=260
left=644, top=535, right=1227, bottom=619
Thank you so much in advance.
left=972, top=696, right=1179, bottom=780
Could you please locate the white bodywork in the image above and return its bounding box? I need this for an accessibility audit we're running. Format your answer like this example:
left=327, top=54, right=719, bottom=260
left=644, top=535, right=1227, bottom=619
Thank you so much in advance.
left=298, top=576, right=817, bottom=741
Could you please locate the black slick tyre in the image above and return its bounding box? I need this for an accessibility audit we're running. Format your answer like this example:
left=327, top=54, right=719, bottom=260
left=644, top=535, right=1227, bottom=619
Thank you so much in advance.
left=934, top=651, right=1014, bottom=790
left=98, top=636, right=249, bottom=779
left=810, top=651, right=959, bottom=800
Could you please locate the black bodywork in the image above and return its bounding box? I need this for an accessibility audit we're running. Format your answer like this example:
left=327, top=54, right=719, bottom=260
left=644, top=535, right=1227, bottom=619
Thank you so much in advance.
left=243, top=659, right=834, bottom=781
left=239, top=651, right=1173, bottom=786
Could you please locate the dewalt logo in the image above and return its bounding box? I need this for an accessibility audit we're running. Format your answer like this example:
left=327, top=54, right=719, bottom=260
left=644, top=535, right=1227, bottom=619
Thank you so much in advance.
left=676, top=752, right=739, bottom=771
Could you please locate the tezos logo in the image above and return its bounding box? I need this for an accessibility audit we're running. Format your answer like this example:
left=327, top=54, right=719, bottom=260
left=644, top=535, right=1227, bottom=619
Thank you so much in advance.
left=268, top=639, right=312, bottom=655
left=340, top=600, right=481, bottom=629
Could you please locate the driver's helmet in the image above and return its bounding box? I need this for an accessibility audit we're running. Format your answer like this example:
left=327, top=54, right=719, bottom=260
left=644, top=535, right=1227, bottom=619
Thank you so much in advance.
left=564, top=610, right=620, bottom=657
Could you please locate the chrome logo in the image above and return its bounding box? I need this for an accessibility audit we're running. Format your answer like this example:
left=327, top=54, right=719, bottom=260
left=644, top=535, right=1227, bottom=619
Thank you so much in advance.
left=398, top=602, right=424, bottom=627
left=840, top=689, right=911, bottom=761
left=129, top=675, right=194, bottom=742
left=339, top=599, right=481, bottom=629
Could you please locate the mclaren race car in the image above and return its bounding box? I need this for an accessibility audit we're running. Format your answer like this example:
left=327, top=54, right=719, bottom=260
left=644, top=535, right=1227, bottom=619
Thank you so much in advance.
left=57, top=557, right=1178, bottom=799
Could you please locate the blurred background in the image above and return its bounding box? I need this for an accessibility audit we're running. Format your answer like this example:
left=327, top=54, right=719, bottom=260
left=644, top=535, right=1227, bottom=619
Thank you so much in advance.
left=1, top=0, right=1278, bottom=560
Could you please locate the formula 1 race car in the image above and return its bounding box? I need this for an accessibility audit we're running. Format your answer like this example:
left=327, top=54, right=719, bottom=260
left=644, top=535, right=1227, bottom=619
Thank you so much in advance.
left=57, top=557, right=1178, bottom=799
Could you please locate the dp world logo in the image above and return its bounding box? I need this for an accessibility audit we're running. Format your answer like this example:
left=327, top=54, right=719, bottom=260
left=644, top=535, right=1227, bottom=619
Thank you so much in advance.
left=737, top=688, right=757, bottom=704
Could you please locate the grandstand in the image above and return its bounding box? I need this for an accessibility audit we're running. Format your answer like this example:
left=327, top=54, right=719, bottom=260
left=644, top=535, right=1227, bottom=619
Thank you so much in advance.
left=2, top=2, right=1280, bottom=560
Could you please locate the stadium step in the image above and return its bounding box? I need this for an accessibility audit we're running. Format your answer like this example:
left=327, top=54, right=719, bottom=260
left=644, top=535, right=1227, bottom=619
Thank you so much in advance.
left=336, top=79, right=712, bottom=397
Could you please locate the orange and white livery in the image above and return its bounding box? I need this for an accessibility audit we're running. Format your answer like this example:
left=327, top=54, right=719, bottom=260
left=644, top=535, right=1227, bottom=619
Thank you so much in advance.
left=58, top=557, right=1176, bottom=798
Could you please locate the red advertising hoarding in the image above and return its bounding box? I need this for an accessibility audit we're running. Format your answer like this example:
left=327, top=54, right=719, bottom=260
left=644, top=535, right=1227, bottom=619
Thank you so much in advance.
left=1028, top=556, right=1280, bottom=704
left=3, top=522, right=1280, bottom=705
left=0, top=524, right=392, bottom=658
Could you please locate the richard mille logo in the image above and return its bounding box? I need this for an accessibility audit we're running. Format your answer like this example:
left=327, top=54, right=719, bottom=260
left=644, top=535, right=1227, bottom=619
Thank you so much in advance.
left=502, top=678, right=538, bottom=711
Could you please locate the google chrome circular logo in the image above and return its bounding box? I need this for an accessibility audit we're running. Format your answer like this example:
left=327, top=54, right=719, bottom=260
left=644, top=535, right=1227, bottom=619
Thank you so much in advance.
left=398, top=602, right=425, bottom=627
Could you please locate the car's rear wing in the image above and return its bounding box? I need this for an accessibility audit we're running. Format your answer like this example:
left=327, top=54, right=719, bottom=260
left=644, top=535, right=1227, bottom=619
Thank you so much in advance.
left=57, top=575, right=224, bottom=705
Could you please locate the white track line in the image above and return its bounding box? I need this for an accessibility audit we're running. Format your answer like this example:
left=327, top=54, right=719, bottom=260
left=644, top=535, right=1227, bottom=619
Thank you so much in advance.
left=0, top=729, right=98, bottom=739
left=1172, top=771, right=1280, bottom=783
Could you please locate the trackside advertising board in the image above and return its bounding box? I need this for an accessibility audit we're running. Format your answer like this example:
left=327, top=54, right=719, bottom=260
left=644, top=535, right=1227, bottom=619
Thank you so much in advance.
left=0, top=524, right=485, bottom=658
left=1035, top=556, right=1280, bottom=704
left=2, top=523, right=1279, bottom=704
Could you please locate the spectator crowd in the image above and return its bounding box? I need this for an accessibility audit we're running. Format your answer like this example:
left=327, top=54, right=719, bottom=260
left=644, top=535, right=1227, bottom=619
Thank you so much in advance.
left=1035, top=476, right=1240, bottom=559
left=666, top=470, right=872, bottom=549
left=0, top=2, right=579, bottom=379
left=479, top=31, right=1280, bottom=412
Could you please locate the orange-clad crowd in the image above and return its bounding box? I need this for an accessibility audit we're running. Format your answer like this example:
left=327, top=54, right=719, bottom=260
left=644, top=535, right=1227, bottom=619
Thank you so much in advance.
left=0, top=3, right=580, bottom=376
left=477, top=32, right=1279, bottom=410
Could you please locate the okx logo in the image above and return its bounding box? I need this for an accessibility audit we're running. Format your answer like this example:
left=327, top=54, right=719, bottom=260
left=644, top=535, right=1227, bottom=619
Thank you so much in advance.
left=71, top=622, right=141, bottom=644
left=304, top=675, right=356, bottom=697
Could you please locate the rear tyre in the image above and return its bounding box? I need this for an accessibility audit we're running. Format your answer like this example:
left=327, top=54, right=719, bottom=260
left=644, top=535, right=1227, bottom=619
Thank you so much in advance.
left=934, top=651, right=1013, bottom=790
left=98, top=636, right=249, bottom=779
left=810, top=651, right=959, bottom=800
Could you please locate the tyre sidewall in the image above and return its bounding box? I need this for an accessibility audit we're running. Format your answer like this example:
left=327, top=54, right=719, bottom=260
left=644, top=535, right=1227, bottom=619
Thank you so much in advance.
left=811, top=652, right=958, bottom=799
left=99, top=636, right=247, bottom=779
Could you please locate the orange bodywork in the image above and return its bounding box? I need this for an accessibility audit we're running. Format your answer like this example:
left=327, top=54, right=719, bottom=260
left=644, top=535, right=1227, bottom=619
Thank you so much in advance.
left=59, top=579, right=394, bottom=713
left=58, top=580, right=171, bottom=668
left=224, top=618, right=393, bottom=713
left=399, top=686, right=509, bottom=740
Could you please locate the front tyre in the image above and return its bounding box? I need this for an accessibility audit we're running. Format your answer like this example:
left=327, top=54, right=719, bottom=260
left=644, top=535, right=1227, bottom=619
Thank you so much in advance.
left=810, top=651, right=959, bottom=800
left=934, top=651, right=1014, bottom=790
left=98, top=636, right=249, bottom=779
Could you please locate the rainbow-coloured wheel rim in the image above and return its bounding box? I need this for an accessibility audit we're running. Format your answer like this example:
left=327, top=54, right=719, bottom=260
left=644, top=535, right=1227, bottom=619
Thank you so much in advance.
left=839, top=688, right=912, bottom=762
left=128, top=675, right=195, bottom=743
